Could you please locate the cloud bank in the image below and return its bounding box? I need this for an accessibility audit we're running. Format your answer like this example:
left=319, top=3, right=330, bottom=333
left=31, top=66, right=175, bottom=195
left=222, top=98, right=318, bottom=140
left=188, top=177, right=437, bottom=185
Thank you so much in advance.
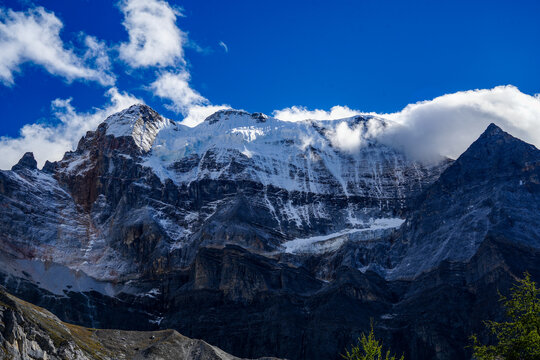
left=0, top=7, right=114, bottom=86
left=384, top=85, right=540, bottom=162
left=274, top=86, right=540, bottom=162
left=0, top=88, right=141, bottom=169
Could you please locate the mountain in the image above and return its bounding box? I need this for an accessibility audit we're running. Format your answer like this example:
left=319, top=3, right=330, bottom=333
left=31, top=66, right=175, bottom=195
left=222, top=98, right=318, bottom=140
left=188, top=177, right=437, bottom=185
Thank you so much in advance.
left=0, top=286, right=279, bottom=360
left=387, top=122, right=540, bottom=279
left=0, top=104, right=447, bottom=282
left=0, top=104, right=538, bottom=360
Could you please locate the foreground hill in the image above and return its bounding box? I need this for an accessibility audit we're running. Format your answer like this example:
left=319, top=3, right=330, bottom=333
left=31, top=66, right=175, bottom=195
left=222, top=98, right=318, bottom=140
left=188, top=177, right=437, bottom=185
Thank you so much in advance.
left=0, top=287, right=278, bottom=360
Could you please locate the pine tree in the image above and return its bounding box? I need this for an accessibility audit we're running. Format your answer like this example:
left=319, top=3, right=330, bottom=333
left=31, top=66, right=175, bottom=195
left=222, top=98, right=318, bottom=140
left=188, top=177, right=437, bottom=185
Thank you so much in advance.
left=342, top=324, right=404, bottom=360
left=471, top=272, right=540, bottom=360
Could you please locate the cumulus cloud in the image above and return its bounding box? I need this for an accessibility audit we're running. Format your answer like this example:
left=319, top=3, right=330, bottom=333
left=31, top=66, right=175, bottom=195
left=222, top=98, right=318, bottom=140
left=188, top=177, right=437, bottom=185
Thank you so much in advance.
left=117, top=0, right=229, bottom=126
left=383, top=85, right=540, bottom=162
left=0, top=7, right=114, bottom=86
left=150, top=71, right=206, bottom=112
left=150, top=71, right=230, bottom=126
left=118, top=0, right=186, bottom=68
left=0, top=88, right=141, bottom=169
left=273, top=105, right=364, bottom=122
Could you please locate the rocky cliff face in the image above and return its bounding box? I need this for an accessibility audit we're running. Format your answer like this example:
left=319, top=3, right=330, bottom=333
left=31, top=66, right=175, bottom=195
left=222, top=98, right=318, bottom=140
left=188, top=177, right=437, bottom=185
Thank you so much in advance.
left=0, top=104, right=538, bottom=360
left=386, top=123, right=540, bottom=279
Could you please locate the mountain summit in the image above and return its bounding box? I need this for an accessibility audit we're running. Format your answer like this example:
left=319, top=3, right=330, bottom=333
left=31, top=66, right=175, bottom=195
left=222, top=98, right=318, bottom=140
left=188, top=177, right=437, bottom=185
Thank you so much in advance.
left=103, top=104, right=173, bottom=152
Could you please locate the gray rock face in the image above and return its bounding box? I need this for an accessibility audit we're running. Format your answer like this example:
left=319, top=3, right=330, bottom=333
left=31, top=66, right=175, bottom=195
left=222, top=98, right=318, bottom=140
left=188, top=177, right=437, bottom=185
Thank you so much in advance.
left=0, top=104, right=538, bottom=360
left=386, top=123, right=540, bottom=279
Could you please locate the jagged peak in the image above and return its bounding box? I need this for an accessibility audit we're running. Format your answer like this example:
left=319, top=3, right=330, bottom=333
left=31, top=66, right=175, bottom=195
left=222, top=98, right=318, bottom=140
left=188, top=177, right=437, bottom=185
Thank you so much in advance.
left=204, top=109, right=269, bottom=125
left=11, top=152, right=37, bottom=172
left=467, top=122, right=535, bottom=153
left=103, top=104, right=173, bottom=152
left=478, top=122, right=506, bottom=139
left=437, top=122, right=539, bottom=187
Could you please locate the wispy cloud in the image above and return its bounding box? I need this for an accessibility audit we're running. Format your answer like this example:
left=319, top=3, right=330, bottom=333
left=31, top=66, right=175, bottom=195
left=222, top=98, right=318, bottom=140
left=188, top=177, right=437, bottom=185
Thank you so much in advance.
left=186, top=40, right=212, bottom=54
left=118, top=0, right=187, bottom=68
left=0, top=88, right=141, bottom=169
left=219, top=41, right=228, bottom=53
left=0, top=6, right=115, bottom=86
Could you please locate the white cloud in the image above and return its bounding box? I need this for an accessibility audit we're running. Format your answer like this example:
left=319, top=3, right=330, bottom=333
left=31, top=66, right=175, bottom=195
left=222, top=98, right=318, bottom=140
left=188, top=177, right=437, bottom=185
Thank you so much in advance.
left=382, top=85, right=540, bottom=162
left=0, top=7, right=114, bottom=86
left=328, top=122, right=366, bottom=151
left=150, top=71, right=206, bottom=112
left=117, top=0, right=228, bottom=126
left=83, top=35, right=113, bottom=76
left=150, top=70, right=230, bottom=126
left=181, top=104, right=231, bottom=127
left=0, top=88, right=141, bottom=169
left=273, top=86, right=540, bottom=162
left=273, top=105, right=364, bottom=122
left=327, top=119, right=386, bottom=152
left=219, top=41, right=228, bottom=53
left=118, top=0, right=186, bottom=68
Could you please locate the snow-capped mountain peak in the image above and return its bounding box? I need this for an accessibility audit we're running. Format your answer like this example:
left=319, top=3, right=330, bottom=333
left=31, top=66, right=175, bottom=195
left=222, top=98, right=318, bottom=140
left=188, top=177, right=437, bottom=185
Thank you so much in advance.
left=104, top=104, right=173, bottom=152
left=204, top=109, right=269, bottom=125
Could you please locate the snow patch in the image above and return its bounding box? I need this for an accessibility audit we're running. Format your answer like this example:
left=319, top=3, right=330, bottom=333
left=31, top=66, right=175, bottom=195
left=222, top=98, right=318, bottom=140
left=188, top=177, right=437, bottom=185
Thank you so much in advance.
left=282, top=218, right=405, bottom=254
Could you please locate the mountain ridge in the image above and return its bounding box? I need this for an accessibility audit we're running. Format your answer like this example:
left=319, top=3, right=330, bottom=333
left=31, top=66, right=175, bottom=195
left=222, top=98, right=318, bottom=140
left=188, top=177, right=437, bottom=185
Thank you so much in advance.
left=0, top=105, right=538, bottom=360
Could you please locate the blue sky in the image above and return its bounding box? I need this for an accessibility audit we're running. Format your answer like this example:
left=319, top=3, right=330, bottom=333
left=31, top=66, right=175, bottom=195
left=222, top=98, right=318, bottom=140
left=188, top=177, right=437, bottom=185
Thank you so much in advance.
left=0, top=0, right=540, bottom=168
